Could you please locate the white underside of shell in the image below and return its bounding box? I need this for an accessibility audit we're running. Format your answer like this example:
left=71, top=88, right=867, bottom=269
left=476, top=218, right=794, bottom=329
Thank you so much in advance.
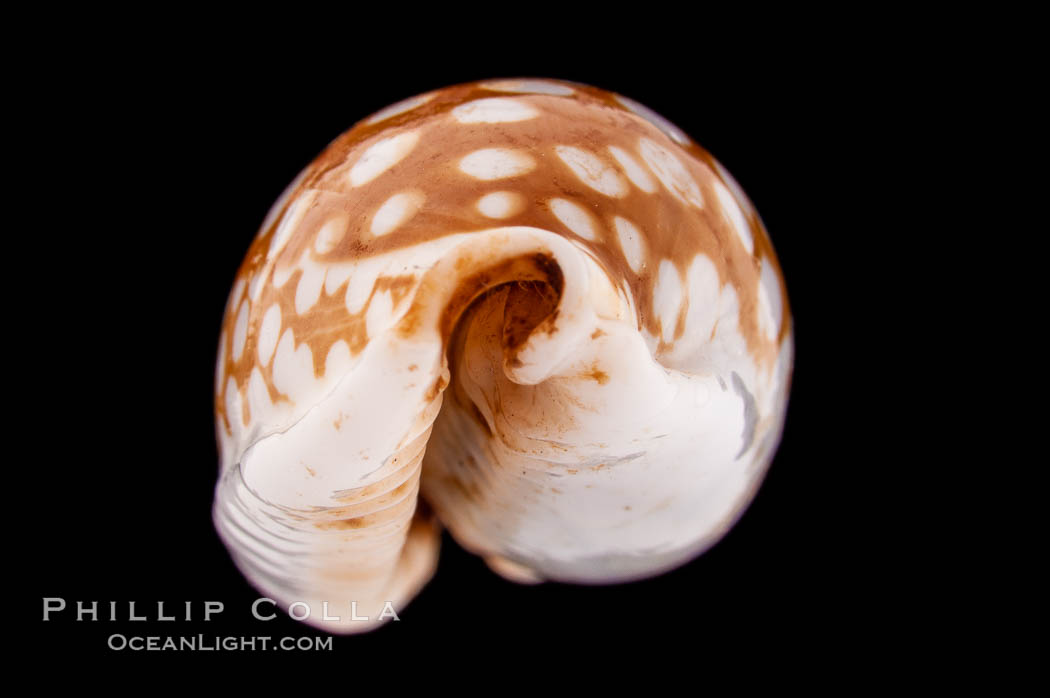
left=214, top=226, right=791, bottom=633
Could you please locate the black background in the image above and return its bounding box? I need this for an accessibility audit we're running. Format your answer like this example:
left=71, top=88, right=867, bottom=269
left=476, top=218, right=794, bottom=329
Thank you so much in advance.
left=22, top=29, right=898, bottom=668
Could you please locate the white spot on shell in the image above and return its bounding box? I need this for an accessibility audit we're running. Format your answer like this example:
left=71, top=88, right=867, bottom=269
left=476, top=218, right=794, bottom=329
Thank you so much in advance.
left=615, top=94, right=691, bottom=146
left=349, top=131, right=420, bottom=187
left=325, top=263, right=354, bottom=294
left=224, top=376, right=241, bottom=429
left=272, top=257, right=297, bottom=289
left=652, top=260, right=683, bottom=343
left=371, top=190, right=425, bottom=237
left=295, top=261, right=327, bottom=314
left=365, top=93, right=434, bottom=125
left=246, top=271, right=261, bottom=306
left=267, top=190, right=315, bottom=264
left=554, top=146, right=628, bottom=198
left=229, top=278, right=247, bottom=310
left=271, top=329, right=314, bottom=403
left=608, top=145, right=656, bottom=193
left=365, top=289, right=395, bottom=338
left=759, top=259, right=783, bottom=339
left=613, top=217, right=646, bottom=273
left=345, top=265, right=379, bottom=315
left=452, top=98, right=539, bottom=123
left=247, top=368, right=272, bottom=424
left=549, top=198, right=598, bottom=241
left=756, top=283, right=777, bottom=342
left=314, top=215, right=348, bottom=254
left=476, top=191, right=524, bottom=219
left=459, top=148, right=535, bottom=180
left=714, top=181, right=754, bottom=255
left=231, top=300, right=249, bottom=361
left=324, top=340, right=353, bottom=377
left=480, top=79, right=575, bottom=96
left=256, top=304, right=282, bottom=366
left=638, top=137, right=704, bottom=209
left=683, top=254, right=721, bottom=341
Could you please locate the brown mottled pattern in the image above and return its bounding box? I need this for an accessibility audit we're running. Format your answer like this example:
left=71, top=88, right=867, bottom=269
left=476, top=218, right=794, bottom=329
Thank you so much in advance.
left=215, top=79, right=789, bottom=435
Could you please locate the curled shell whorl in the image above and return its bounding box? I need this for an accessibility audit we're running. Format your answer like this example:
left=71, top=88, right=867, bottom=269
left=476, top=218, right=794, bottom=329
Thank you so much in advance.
left=213, top=78, right=793, bottom=633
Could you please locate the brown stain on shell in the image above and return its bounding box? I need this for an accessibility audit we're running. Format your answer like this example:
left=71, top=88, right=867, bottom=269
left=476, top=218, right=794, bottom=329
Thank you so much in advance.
left=581, top=365, right=610, bottom=385
left=216, top=78, right=789, bottom=434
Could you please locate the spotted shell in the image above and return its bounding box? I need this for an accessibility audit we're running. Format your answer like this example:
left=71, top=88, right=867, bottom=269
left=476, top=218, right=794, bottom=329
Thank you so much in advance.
left=213, top=77, right=792, bottom=633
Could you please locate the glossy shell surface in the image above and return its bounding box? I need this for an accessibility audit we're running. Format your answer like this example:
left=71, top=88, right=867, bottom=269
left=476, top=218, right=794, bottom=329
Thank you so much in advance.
left=213, top=77, right=793, bottom=633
